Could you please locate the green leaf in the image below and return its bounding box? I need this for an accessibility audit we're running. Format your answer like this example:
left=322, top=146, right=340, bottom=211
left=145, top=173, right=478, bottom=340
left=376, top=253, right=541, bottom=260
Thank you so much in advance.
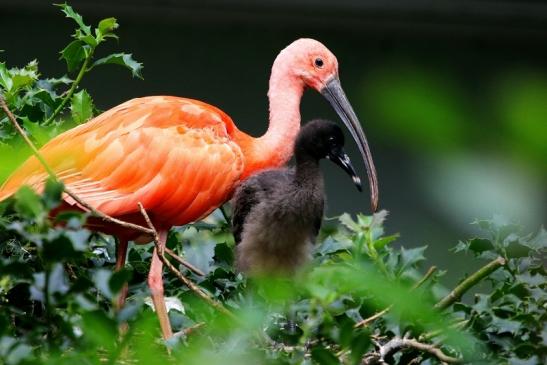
left=78, top=34, right=97, bottom=47
left=311, top=346, right=340, bottom=365
left=81, top=311, right=117, bottom=352
left=98, top=17, right=118, bottom=35
left=4, top=343, right=33, bottom=365
left=468, top=238, right=494, bottom=254
left=60, top=40, right=86, bottom=72
left=56, top=3, right=91, bottom=35
left=14, top=186, right=43, bottom=218
left=0, top=62, right=12, bottom=90
left=70, top=89, right=93, bottom=123
left=350, top=331, right=372, bottom=364
left=42, top=178, right=64, bottom=210
left=92, top=53, right=143, bottom=79
left=214, top=242, right=234, bottom=266
left=524, top=227, right=547, bottom=251
left=399, top=246, right=427, bottom=272
left=93, top=269, right=114, bottom=299
left=373, top=233, right=399, bottom=250
left=0, top=61, right=38, bottom=93
left=491, top=316, right=521, bottom=335
left=109, top=268, right=132, bottom=294
left=339, top=213, right=359, bottom=232
left=10, top=64, right=39, bottom=91
left=22, top=117, right=56, bottom=146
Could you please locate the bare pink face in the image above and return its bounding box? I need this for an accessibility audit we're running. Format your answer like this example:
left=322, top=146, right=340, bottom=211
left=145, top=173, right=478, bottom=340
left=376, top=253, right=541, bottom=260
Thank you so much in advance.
left=286, top=38, right=340, bottom=91
left=275, top=38, right=339, bottom=91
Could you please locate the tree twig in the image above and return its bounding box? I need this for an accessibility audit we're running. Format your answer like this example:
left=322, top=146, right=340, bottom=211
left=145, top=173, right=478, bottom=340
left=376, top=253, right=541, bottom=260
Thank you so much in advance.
left=362, top=336, right=460, bottom=364
left=420, top=319, right=469, bottom=342
left=355, top=266, right=438, bottom=328
left=164, top=247, right=205, bottom=276
left=355, top=306, right=392, bottom=329
left=435, top=257, right=505, bottom=310
left=173, top=322, right=205, bottom=338
left=138, top=203, right=235, bottom=319
left=412, top=265, right=437, bottom=290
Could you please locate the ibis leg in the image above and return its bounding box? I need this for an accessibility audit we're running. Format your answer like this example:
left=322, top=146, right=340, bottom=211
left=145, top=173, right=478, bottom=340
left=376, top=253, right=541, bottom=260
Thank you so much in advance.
left=115, top=237, right=129, bottom=311
left=148, top=230, right=173, bottom=339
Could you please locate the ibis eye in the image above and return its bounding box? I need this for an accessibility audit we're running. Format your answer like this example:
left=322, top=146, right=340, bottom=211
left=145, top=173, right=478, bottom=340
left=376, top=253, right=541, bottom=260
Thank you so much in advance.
left=314, top=58, right=324, bottom=68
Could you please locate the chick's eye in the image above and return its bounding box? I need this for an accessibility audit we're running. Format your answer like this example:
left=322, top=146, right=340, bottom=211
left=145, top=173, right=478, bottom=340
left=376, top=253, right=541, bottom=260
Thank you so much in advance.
left=314, top=58, right=324, bottom=68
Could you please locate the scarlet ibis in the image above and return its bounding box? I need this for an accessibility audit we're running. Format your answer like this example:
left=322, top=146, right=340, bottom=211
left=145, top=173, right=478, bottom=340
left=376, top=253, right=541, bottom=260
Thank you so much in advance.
left=0, top=38, right=378, bottom=339
left=232, top=119, right=361, bottom=274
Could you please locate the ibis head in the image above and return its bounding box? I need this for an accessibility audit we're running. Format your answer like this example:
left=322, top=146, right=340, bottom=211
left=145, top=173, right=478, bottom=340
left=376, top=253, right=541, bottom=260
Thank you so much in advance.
left=273, top=38, right=378, bottom=211
left=295, top=119, right=362, bottom=192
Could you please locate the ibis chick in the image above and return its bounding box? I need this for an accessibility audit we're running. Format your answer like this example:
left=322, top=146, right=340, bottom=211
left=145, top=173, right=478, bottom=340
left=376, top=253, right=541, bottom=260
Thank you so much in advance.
left=232, top=119, right=362, bottom=274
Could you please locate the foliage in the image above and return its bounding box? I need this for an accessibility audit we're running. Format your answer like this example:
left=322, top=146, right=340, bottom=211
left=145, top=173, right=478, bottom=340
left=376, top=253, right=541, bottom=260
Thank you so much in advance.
left=0, top=3, right=142, bottom=182
left=0, top=4, right=545, bottom=365
left=452, top=217, right=547, bottom=364
left=0, top=183, right=545, bottom=364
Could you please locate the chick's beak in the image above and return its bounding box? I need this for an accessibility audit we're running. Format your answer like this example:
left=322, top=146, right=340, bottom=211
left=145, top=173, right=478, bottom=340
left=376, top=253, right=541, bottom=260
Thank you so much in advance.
left=326, top=148, right=362, bottom=192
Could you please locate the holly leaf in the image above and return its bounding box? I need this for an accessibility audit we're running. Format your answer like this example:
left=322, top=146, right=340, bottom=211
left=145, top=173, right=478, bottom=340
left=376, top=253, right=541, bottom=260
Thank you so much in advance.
left=491, top=316, right=521, bottom=335
left=14, top=186, right=43, bottom=219
left=468, top=238, right=494, bottom=255
left=42, top=178, right=64, bottom=210
left=524, top=227, right=547, bottom=251
left=311, top=346, right=340, bottom=365
left=97, top=17, right=119, bottom=41
left=70, top=89, right=93, bottom=123
left=60, top=40, right=86, bottom=72
left=92, top=53, right=143, bottom=79
left=373, top=233, right=400, bottom=250
left=399, top=246, right=427, bottom=272
left=56, top=3, right=91, bottom=36
left=339, top=213, right=359, bottom=232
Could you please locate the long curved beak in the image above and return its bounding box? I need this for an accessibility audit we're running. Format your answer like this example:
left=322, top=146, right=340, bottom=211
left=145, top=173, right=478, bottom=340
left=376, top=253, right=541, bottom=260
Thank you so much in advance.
left=321, top=77, right=379, bottom=212
left=326, top=148, right=362, bottom=192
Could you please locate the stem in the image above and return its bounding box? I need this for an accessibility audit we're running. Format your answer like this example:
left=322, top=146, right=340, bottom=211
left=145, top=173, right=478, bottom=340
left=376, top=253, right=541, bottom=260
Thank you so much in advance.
left=44, top=53, right=92, bottom=126
left=411, top=266, right=437, bottom=290
left=164, top=247, right=204, bottom=276
left=435, top=257, right=505, bottom=310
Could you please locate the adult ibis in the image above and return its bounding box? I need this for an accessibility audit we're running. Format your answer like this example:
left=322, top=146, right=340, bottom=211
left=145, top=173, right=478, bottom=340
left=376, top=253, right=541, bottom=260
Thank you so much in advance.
left=232, top=119, right=362, bottom=274
left=0, top=38, right=378, bottom=339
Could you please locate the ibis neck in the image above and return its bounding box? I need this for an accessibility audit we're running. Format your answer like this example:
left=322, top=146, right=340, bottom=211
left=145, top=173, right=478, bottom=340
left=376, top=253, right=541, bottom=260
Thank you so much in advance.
left=294, top=156, right=322, bottom=188
left=263, top=70, right=305, bottom=164
left=238, top=68, right=305, bottom=179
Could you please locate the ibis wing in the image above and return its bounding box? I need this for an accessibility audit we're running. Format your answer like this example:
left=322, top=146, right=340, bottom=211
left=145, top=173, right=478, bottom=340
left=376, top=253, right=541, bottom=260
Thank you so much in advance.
left=0, top=96, right=244, bottom=224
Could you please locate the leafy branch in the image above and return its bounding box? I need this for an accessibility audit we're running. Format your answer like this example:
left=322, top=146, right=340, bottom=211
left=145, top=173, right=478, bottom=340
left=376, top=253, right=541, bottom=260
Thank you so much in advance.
left=43, top=3, right=142, bottom=126
left=435, top=256, right=506, bottom=310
